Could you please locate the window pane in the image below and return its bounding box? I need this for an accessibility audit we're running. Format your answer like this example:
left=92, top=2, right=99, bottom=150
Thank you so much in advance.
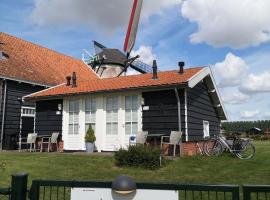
left=125, top=122, right=131, bottom=135
left=106, top=112, right=111, bottom=122
left=74, top=100, right=79, bottom=111
left=106, top=123, right=111, bottom=135
left=107, top=98, right=112, bottom=110
left=132, top=110, right=138, bottom=122
left=74, top=113, right=79, bottom=124
left=125, top=110, right=131, bottom=122
left=112, top=123, right=118, bottom=135
left=69, top=101, right=74, bottom=111
left=92, top=99, right=96, bottom=111
left=132, top=123, right=138, bottom=135
left=85, top=112, right=91, bottom=123
left=125, top=96, right=131, bottom=109
left=91, top=112, right=96, bottom=123
left=69, top=113, right=74, bottom=124
left=112, top=111, right=118, bottom=122
left=132, top=96, right=138, bottom=110
left=85, top=99, right=91, bottom=111
left=112, top=97, right=118, bottom=110
left=74, top=124, right=79, bottom=135
left=68, top=125, right=73, bottom=135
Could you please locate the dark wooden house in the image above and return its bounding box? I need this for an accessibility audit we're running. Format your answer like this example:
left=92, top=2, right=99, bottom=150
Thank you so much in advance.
left=0, top=32, right=97, bottom=149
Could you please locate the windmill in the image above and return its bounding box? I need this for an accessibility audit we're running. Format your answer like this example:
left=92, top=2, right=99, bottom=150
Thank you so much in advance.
left=82, top=0, right=152, bottom=77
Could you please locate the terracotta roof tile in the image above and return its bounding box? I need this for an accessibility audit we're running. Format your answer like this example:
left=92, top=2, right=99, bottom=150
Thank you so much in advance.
left=27, top=67, right=203, bottom=100
left=0, top=32, right=98, bottom=86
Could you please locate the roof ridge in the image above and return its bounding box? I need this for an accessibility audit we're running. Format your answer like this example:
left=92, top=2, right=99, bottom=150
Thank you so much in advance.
left=0, top=32, right=82, bottom=62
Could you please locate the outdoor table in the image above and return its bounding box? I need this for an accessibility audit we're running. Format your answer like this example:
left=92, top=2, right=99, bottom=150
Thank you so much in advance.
left=147, top=133, right=167, bottom=146
left=36, top=135, right=51, bottom=151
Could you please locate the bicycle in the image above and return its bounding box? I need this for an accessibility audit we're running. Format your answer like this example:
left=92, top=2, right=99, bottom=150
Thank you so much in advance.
left=203, top=135, right=255, bottom=159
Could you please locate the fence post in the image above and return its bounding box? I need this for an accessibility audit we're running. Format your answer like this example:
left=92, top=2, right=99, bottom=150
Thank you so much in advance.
left=232, top=186, right=240, bottom=200
left=11, top=173, right=28, bottom=200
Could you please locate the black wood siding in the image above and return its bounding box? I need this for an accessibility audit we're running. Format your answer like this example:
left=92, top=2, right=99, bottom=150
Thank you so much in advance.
left=187, top=81, right=220, bottom=141
left=142, top=89, right=186, bottom=140
left=2, top=80, right=45, bottom=149
left=35, top=100, right=63, bottom=137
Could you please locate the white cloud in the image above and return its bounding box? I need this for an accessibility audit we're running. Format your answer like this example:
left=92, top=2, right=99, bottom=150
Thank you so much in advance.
left=213, top=53, right=248, bottom=87
left=181, top=0, right=270, bottom=49
left=131, top=45, right=156, bottom=65
left=222, top=92, right=249, bottom=104
left=30, top=0, right=181, bottom=32
left=240, top=110, right=260, bottom=119
left=240, top=72, right=270, bottom=93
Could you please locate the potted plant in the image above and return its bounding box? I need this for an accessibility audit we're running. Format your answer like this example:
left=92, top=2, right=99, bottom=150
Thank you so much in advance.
left=85, top=125, right=96, bottom=153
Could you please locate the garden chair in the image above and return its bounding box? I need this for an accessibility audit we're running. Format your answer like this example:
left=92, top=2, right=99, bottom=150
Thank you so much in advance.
left=136, top=131, right=148, bottom=145
left=129, top=131, right=148, bottom=146
left=40, top=132, right=59, bottom=152
left=160, top=131, right=182, bottom=157
left=19, top=133, right=37, bottom=152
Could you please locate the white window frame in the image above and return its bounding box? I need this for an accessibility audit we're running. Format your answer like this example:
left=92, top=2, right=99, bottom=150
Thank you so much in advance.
left=203, top=120, right=210, bottom=138
left=21, top=106, right=35, bottom=117
left=85, top=97, right=96, bottom=133
left=68, top=100, right=80, bottom=135
left=125, top=95, right=139, bottom=136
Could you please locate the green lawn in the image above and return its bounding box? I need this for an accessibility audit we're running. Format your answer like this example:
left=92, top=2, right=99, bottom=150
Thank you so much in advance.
left=0, top=141, right=269, bottom=187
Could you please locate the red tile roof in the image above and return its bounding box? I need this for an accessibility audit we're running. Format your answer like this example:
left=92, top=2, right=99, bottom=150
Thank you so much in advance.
left=0, top=32, right=97, bottom=86
left=26, top=67, right=203, bottom=100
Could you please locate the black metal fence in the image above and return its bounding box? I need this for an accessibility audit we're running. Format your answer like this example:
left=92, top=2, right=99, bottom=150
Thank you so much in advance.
left=2, top=173, right=270, bottom=200
left=29, top=180, right=240, bottom=200
left=0, top=188, right=11, bottom=200
left=243, top=185, right=270, bottom=200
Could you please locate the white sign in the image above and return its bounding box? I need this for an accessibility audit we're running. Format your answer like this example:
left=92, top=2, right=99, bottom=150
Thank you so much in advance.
left=71, top=188, right=178, bottom=200
left=142, top=106, right=149, bottom=111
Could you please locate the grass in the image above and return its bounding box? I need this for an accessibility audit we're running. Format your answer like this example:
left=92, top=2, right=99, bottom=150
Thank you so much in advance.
left=0, top=141, right=269, bottom=187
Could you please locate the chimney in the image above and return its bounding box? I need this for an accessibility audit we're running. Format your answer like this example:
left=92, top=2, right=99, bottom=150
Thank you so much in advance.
left=71, top=72, right=77, bottom=87
left=178, top=61, right=185, bottom=74
left=66, top=76, right=71, bottom=86
left=152, top=60, right=158, bottom=80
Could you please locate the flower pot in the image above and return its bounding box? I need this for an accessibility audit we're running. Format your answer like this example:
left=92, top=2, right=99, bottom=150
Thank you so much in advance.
left=85, top=142, right=95, bottom=153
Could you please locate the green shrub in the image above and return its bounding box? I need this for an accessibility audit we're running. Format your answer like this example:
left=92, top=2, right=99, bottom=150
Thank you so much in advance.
left=85, top=125, right=96, bottom=143
left=114, top=145, right=162, bottom=170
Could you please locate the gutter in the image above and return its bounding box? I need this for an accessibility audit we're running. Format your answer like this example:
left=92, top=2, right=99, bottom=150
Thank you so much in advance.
left=0, top=80, right=7, bottom=150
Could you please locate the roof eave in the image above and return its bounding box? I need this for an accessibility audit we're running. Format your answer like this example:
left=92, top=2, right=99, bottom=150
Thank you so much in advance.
left=24, top=82, right=189, bottom=102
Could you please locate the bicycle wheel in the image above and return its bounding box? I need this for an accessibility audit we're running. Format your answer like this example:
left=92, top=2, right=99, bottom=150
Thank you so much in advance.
left=204, top=139, right=223, bottom=156
left=235, top=142, right=255, bottom=159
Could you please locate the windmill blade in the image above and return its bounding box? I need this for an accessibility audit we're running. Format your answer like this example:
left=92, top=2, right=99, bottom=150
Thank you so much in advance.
left=93, top=40, right=106, bottom=54
left=131, top=59, right=152, bottom=73
left=123, top=0, right=143, bottom=54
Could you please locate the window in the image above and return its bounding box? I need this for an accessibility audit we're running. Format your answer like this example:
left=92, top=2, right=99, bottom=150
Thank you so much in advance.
left=69, top=100, right=79, bottom=135
left=106, top=97, right=118, bottom=135
left=21, top=107, right=35, bottom=117
left=85, top=98, right=96, bottom=133
left=125, top=96, right=138, bottom=135
left=203, top=120, right=210, bottom=138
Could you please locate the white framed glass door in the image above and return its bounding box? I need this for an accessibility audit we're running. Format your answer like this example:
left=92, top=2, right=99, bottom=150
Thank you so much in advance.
left=66, top=99, right=82, bottom=150
left=124, top=95, right=139, bottom=146
left=104, top=96, right=119, bottom=151
left=125, top=96, right=138, bottom=136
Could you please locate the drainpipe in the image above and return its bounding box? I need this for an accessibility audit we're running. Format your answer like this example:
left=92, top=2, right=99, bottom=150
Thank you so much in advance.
left=0, top=80, right=7, bottom=150
left=174, top=88, right=182, bottom=155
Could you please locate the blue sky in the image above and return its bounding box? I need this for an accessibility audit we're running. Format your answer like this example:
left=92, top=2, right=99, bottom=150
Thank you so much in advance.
left=1, top=0, right=270, bottom=121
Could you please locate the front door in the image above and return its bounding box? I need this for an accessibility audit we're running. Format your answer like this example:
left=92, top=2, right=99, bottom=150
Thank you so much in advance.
left=65, top=99, right=82, bottom=150
left=124, top=95, right=139, bottom=146
left=104, top=96, right=120, bottom=151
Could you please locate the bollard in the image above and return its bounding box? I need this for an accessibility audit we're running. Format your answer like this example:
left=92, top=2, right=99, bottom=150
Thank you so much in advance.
left=11, top=173, right=28, bottom=200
